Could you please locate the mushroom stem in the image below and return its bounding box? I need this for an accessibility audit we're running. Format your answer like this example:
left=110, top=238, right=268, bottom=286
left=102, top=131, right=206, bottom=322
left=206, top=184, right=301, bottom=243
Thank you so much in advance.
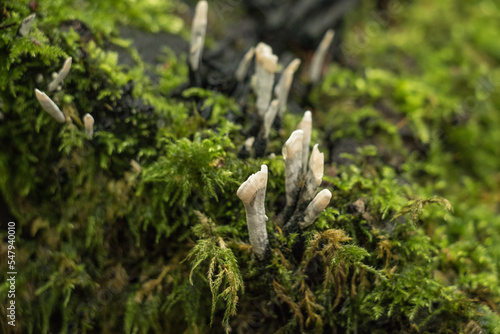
left=48, top=57, right=72, bottom=92
left=189, top=1, right=208, bottom=72
left=299, top=189, right=332, bottom=229
left=254, top=43, right=277, bottom=118
left=276, top=58, right=301, bottom=119
left=297, top=111, right=312, bottom=173
left=263, top=99, right=280, bottom=140
left=309, top=29, right=335, bottom=84
left=302, top=144, right=324, bottom=204
left=237, top=165, right=270, bottom=260
left=83, top=113, right=94, bottom=138
left=35, top=89, right=65, bottom=123
left=235, top=47, right=255, bottom=82
left=17, top=13, right=36, bottom=37
left=283, top=130, right=303, bottom=218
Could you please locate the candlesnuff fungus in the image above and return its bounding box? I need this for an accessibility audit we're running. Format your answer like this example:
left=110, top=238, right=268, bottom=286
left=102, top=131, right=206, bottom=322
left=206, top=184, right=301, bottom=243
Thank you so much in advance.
left=83, top=113, right=94, bottom=138
left=302, top=144, right=324, bottom=202
left=235, top=47, right=255, bottom=82
left=48, top=57, right=72, bottom=92
left=262, top=99, right=280, bottom=139
left=283, top=130, right=304, bottom=217
left=275, top=58, right=301, bottom=119
left=34, top=89, right=66, bottom=123
left=17, top=13, right=36, bottom=37
left=237, top=116, right=331, bottom=260
left=237, top=165, right=269, bottom=261
left=299, top=189, right=332, bottom=229
left=254, top=43, right=278, bottom=117
left=309, top=29, right=335, bottom=84
left=189, top=1, right=208, bottom=72
left=296, top=111, right=312, bottom=173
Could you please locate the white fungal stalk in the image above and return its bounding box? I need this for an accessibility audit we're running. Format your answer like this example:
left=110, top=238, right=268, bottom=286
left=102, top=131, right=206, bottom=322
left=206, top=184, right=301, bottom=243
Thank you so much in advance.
left=296, top=111, right=312, bottom=173
left=254, top=43, right=277, bottom=117
left=302, top=144, right=324, bottom=202
left=48, top=57, right=72, bottom=92
left=237, top=165, right=269, bottom=261
left=275, top=58, right=301, bottom=118
left=35, top=89, right=66, bottom=123
left=309, top=144, right=324, bottom=187
left=189, top=1, right=208, bottom=71
left=83, top=113, right=94, bottom=138
left=235, top=47, right=255, bottom=82
left=263, top=99, right=280, bottom=139
left=309, top=29, right=335, bottom=84
left=299, top=189, right=332, bottom=229
left=17, top=13, right=36, bottom=37
left=283, top=130, right=303, bottom=210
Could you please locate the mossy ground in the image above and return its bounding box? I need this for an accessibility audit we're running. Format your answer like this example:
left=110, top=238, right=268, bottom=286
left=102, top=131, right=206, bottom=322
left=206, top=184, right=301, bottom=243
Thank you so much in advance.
left=0, top=0, right=499, bottom=333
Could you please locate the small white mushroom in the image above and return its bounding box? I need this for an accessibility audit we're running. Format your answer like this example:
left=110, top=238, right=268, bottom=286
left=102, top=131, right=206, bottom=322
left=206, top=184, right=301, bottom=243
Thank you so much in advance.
left=48, top=57, right=72, bottom=92
left=235, top=47, right=255, bottom=82
left=309, top=29, right=335, bottom=84
left=254, top=43, right=277, bottom=118
left=35, top=89, right=65, bottom=123
left=17, top=13, right=36, bottom=37
left=189, top=1, right=208, bottom=71
left=283, top=130, right=303, bottom=210
left=296, top=111, right=312, bottom=173
left=299, top=189, right=332, bottom=229
left=83, top=113, right=94, bottom=138
left=275, top=58, right=301, bottom=118
left=237, top=165, right=269, bottom=261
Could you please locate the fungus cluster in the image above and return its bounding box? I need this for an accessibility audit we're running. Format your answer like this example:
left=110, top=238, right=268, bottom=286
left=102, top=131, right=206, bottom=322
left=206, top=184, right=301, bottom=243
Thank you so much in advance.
left=181, top=1, right=335, bottom=262
left=237, top=112, right=332, bottom=260
left=25, top=10, right=94, bottom=139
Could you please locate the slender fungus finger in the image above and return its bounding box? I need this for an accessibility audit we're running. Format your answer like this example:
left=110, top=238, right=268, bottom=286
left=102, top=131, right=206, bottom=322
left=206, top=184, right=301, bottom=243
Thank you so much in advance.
left=276, top=58, right=301, bottom=119
left=48, top=57, right=72, bottom=92
left=299, top=189, right=332, bottom=229
left=254, top=43, right=277, bottom=118
left=83, top=113, right=94, bottom=138
left=283, top=130, right=303, bottom=213
left=263, top=99, right=280, bottom=139
left=309, top=144, right=324, bottom=186
left=310, top=29, right=335, bottom=84
left=297, top=111, right=312, bottom=173
left=302, top=144, right=324, bottom=203
left=255, top=100, right=279, bottom=158
left=17, top=13, right=36, bottom=37
left=235, top=47, right=255, bottom=82
left=189, top=1, right=208, bottom=72
left=237, top=165, right=269, bottom=261
left=35, top=89, right=66, bottom=123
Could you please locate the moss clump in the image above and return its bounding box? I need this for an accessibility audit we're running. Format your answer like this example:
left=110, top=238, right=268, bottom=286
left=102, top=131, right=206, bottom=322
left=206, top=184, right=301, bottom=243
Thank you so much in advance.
left=0, top=0, right=499, bottom=333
